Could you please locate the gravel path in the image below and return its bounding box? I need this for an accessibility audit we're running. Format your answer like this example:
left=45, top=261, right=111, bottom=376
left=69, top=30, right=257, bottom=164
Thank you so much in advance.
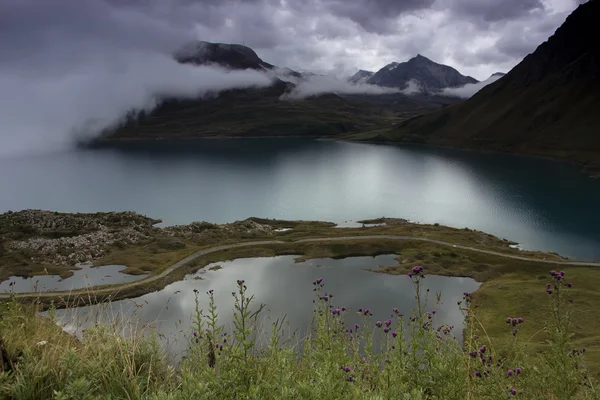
left=3, top=236, right=599, bottom=300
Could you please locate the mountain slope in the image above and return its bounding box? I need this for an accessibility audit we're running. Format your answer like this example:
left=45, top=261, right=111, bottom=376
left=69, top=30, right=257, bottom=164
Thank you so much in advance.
left=379, top=0, right=600, bottom=175
left=348, top=70, right=374, bottom=84
left=367, top=55, right=478, bottom=91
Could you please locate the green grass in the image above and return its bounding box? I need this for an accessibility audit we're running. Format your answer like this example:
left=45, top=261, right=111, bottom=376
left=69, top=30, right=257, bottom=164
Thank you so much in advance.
left=0, top=269, right=597, bottom=399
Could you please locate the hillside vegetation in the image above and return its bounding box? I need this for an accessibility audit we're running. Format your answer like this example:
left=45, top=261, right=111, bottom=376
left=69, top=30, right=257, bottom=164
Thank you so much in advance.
left=0, top=267, right=597, bottom=399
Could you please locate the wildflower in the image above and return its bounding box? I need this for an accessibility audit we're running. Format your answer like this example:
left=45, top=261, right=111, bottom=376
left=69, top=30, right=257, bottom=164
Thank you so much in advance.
left=516, top=367, right=521, bottom=374
left=343, top=366, right=351, bottom=373
left=560, top=271, right=566, bottom=276
left=479, top=345, right=487, bottom=354
left=364, top=308, right=371, bottom=315
left=432, top=309, right=436, bottom=315
left=547, top=289, right=553, bottom=294
left=392, top=331, right=398, bottom=338
left=321, top=295, right=329, bottom=301
left=375, top=321, right=383, bottom=328
left=546, top=283, right=552, bottom=288
left=506, top=317, right=512, bottom=324
left=474, top=371, right=482, bottom=377
left=216, top=343, right=220, bottom=349
left=550, top=270, right=557, bottom=276
left=408, top=273, right=413, bottom=278
left=517, top=317, right=524, bottom=324
left=383, top=327, right=390, bottom=334
left=237, top=279, right=245, bottom=286
left=567, top=282, right=573, bottom=288
left=207, top=289, right=214, bottom=295
left=193, top=289, right=198, bottom=293
left=507, top=369, right=514, bottom=376
left=192, top=331, right=198, bottom=337
left=354, top=323, right=360, bottom=330
left=223, top=337, right=227, bottom=343
left=511, top=388, right=517, bottom=395
left=469, top=351, right=478, bottom=358
left=346, top=375, right=355, bottom=382
left=316, top=277, right=323, bottom=285
left=384, top=319, right=392, bottom=327
left=392, top=308, right=399, bottom=314
left=341, top=307, right=347, bottom=312
left=359, top=308, right=363, bottom=312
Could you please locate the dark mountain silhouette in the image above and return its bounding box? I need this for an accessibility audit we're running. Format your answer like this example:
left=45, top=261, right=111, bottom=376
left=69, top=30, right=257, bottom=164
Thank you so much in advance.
left=376, top=0, right=600, bottom=176
left=366, top=54, right=478, bottom=92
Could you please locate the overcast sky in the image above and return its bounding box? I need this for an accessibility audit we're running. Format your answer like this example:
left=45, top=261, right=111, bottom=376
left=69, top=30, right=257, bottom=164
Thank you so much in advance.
left=0, top=0, right=585, bottom=81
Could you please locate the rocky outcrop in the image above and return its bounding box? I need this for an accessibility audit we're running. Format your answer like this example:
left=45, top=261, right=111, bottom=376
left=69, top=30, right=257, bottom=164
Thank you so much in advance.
left=1, top=211, right=274, bottom=267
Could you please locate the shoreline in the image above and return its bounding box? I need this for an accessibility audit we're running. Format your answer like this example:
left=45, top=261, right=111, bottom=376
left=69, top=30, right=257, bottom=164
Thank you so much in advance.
left=3, top=234, right=599, bottom=307
left=87, top=135, right=600, bottom=179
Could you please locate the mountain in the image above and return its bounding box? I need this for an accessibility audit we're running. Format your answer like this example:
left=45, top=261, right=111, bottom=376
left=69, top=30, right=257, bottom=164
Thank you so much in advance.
left=490, top=72, right=505, bottom=78
left=348, top=70, right=374, bottom=84
left=366, top=55, right=478, bottom=92
left=174, top=41, right=275, bottom=71
left=92, top=42, right=462, bottom=145
left=174, top=41, right=302, bottom=78
left=367, top=0, right=600, bottom=176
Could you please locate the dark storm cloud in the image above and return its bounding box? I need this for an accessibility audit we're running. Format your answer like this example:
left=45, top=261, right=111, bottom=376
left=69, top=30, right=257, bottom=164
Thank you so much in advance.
left=439, top=0, right=545, bottom=22
left=0, top=0, right=584, bottom=157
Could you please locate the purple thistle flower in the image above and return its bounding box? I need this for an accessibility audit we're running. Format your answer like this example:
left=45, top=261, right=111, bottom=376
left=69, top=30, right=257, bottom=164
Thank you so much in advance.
left=567, top=282, right=573, bottom=288
left=385, top=319, right=392, bottom=327
left=383, top=327, right=390, bottom=333
left=507, top=369, right=514, bottom=376
left=474, top=371, right=481, bottom=377
left=215, top=343, right=220, bottom=349
left=193, top=289, right=198, bottom=293
left=192, top=331, right=198, bottom=337
left=343, top=366, right=351, bottom=373
left=407, top=273, right=413, bottom=278
left=546, top=283, right=552, bottom=288
left=341, top=307, right=347, bottom=312
left=354, top=323, right=360, bottom=330
left=479, top=345, right=487, bottom=354
left=375, top=321, right=383, bottom=328
left=359, top=308, right=363, bottom=312
left=547, top=289, right=553, bottom=294
left=550, top=270, right=557, bottom=276
left=432, top=309, right=436, bottom=315
left=516, top=367, right=521, bottom=374
left=364, top=308, right=370, bottom=315
left=511, top=388, right=517, bottom=395
left=392, top=331, right=398, bottom=338
left=392, top=308, right=399, bottom=314
left=506, top=317, right=512, bottom=324
left=237, top=279, right=245, bottom=286
left=560, top=271, right=565, bottom=276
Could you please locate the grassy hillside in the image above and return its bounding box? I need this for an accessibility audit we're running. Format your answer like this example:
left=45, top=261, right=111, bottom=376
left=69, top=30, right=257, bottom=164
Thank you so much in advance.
left=361, top=0, right=600, bottom=176
left=1, top=267, right=597, bottom=399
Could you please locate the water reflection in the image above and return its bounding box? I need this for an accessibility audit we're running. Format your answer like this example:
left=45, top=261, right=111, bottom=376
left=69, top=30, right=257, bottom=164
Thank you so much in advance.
left=53, top=255, right=479, bottom=358
left=2, top=139, right=600, bottom=259
left=0, top=265, right=146, bottom=293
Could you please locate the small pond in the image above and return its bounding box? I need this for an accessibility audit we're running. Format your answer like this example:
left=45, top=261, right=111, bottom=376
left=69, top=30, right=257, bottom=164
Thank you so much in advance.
left=0, top=264, right=147, bottom=293
left=53, top=255, right=479, bottom=357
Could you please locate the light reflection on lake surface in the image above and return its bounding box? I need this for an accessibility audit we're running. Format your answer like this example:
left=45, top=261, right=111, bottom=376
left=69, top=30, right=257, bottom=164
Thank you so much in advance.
left=0, top=264, right=146, bottom=293
left=2, top=139, right=600, bottom=260
left=53, top=255, right=479, bottom=357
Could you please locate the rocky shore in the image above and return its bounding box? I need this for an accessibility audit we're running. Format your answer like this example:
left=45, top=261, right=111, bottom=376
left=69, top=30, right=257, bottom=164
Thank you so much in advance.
left=1, top=210, right=274, bottom=269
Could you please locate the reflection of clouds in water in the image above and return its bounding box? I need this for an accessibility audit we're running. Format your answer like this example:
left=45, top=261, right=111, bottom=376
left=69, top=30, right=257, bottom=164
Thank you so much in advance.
left=51, top=255, right=479, bottom=357
left=0, top=264, right=146, bottom=293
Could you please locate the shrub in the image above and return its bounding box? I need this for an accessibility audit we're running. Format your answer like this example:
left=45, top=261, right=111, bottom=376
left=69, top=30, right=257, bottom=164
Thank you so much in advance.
left=0, top=267, right=596, bottom=399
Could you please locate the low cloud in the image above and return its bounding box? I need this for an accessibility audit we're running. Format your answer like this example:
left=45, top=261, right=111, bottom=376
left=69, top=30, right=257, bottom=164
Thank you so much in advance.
left=441, top=73, right=502, bottom=98
left=281, top=75, right=400, bottom=99
left=0, top=54, right=272, bottom=158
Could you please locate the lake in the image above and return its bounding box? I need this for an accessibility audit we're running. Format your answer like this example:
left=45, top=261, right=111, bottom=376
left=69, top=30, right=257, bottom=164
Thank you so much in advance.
left=53, top=255, right=480, bottom=357
left=0, top=264, right=146, bottom=293
left=1, top=138, right=600, bottom=260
